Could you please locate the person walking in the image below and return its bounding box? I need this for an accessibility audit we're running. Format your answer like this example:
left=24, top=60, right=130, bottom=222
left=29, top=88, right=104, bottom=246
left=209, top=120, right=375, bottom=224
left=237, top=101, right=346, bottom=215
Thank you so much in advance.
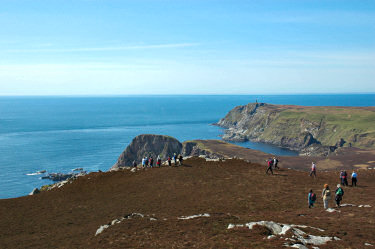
left=266, top=158, right=273, bottom=175
left=321, top=184, right=331, bottom=209
left=173, top=153, right=177, bottom=166
left=145, top=156, right=149, bottom=167
left=178, top=154, right=183, bottom=166
left=343, top=170, right=348, bottom=186
left=167, top=156, right=172, bottom=166
left=132, top=160, right=137, bottom=168
left=308, top=189, right=316, bottom=208
left=309, top=162, right=316, bottom=177
left=142, top=157, right=146, bottom=168
left=335, top=184, right=344, bottom=208
left=156, top=155, right=162, bottom=168
left=351, top=171, right=358, bottom=187
left=273, top=157, right=280, bottom=169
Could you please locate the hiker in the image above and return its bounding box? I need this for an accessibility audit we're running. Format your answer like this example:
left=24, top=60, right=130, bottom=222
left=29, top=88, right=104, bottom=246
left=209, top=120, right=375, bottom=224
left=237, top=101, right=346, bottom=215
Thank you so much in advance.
left=149, top=156, right=154, bottom=168
left=343, top=170, right=348, bottom=186
left=340, top=170, right=348, bottom=186
left=309, top=162, right=316, bottom=177
left=351, top=171, right=358, bottom=187
left=178, top=154, right=183, bottom=166
left=132, top=160, right=137, bottom=168
left=156, top=155, right=161, bottom=167
left=273, top=157, right=280, bottom=169
left=142, top=157, right=146, bottom=168
left=321, top=184, right=331, bottom=209
left=173, top=153, right=177, bottom=166
left=167, top=156, right=172, bottom=166
left=266, top=158, right=273, bottom=175
left=335, top=184, right=344, bottom=208
left=308, top=189, right=316, bottom=208
left=145, top=156, right=149, bottom=167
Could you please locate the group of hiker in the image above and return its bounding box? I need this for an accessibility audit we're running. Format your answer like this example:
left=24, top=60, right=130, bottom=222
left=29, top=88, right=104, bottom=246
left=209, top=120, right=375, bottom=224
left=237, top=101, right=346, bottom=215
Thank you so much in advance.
left=308, top=183, right=345, bottom=209
left=307, top=162, right=359, bottom=209
left=134, top=153, right=184, bottom=168
left=265, top=157, right=279, bottom=174
left=265, top=158, right=359, bottom=210
left=340, top=170, right=357, bottom=186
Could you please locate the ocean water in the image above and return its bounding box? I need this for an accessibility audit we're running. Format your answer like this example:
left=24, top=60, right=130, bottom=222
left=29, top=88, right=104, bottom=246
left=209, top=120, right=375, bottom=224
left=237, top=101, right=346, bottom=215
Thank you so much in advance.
left=1, top=94, right=374, bottom=199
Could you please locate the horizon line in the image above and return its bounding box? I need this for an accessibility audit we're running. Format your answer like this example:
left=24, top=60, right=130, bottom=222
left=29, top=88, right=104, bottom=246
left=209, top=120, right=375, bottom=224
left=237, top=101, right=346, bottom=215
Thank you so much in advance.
left=1, top=92, right=375, bottom=97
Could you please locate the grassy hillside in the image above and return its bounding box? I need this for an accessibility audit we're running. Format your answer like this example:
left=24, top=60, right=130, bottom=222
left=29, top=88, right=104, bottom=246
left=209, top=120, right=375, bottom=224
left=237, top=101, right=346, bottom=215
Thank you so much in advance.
left=275, top=106, right=375, bottom=148
left=1, top=157, right=374, bottom=248
left=218, top=103, right=375, bottom=152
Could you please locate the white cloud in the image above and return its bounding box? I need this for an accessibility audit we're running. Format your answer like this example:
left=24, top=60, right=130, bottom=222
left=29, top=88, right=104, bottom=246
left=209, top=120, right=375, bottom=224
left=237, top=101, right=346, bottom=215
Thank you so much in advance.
left=1, top=43, right=199, bottom=53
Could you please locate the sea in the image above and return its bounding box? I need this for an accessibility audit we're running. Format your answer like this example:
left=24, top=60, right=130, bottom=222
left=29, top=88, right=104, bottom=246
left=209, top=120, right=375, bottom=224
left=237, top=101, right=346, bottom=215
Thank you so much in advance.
left=1, top=94, right=374, bottom=199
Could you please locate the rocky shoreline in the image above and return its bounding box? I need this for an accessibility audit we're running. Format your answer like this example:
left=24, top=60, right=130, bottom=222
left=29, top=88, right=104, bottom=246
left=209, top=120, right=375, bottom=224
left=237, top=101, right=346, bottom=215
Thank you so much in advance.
left=216, top=102, right=375, bottom=156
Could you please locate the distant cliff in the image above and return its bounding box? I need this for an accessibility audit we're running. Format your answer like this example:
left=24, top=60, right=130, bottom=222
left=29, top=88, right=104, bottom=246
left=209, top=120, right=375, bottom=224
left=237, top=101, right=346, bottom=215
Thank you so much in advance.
left=111, top=134, right=182, bottom=169
left=111, top=135, right=229, bottom=170
left=217, top=103, right=375, bottom=156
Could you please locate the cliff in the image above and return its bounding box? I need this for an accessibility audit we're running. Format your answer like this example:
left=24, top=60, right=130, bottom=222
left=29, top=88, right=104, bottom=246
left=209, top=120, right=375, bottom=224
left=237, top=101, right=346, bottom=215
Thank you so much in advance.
left=217, top=103, right=375, bottom=156
left=111, top=134, right=182, bottom=169
left=111, top=135, right=230, bottom=170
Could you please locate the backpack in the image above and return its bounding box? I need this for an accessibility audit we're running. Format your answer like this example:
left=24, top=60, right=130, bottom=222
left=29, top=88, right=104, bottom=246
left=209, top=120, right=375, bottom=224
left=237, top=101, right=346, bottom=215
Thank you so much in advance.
left=311, top=193, right=316, bottom=201
left=324, top=189, right=331, bottom=199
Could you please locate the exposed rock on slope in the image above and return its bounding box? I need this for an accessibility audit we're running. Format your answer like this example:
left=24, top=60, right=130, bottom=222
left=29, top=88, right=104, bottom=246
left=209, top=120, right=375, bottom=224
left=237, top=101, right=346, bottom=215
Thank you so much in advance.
left=111, top=134, right=182, bottom=170
left=111, top=136, right=229, bottom=171
left=217, top=103, right=375, bottom=156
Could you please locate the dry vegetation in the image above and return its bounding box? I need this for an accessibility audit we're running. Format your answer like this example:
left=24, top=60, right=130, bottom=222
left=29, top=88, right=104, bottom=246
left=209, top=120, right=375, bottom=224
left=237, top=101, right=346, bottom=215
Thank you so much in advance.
left=0, top=157, right=374, bottom=248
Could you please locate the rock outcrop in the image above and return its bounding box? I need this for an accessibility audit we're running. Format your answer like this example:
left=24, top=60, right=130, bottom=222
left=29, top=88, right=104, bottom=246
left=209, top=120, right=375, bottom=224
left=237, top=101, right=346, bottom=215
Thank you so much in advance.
left=29, top=188, right=40, bottom=195
left=217, top=103, right=375, bottom=156
left=111, top=134, right=183, bottom=170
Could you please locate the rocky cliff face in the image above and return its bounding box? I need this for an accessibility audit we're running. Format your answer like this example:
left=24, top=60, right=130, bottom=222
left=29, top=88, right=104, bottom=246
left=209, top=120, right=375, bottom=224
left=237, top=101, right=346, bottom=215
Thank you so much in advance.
left=111, top=134, right=183, bottom=170
left=217, top=103, right=375, bottom=156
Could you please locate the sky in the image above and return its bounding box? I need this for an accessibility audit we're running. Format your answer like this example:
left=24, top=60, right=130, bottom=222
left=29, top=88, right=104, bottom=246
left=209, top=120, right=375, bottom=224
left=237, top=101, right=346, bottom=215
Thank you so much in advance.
left=0, top=0, right=374, bottom=95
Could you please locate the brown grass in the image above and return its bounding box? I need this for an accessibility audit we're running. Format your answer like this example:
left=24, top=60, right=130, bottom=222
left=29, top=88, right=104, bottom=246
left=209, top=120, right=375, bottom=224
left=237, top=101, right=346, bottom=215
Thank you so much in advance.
left=0, top=158, right=374, bottom=248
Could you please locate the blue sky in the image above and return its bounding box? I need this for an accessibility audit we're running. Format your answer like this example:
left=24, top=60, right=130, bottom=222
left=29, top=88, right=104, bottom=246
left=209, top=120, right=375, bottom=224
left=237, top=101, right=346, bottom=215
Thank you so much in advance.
left=0, top=0, right=374, bottom=95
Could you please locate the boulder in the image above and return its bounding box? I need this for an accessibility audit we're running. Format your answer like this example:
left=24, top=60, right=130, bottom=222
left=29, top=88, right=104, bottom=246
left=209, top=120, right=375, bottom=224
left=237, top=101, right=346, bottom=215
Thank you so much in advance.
left=29, top=188, right=40, bottom=195
left=111, top=134, right=183, bottom=170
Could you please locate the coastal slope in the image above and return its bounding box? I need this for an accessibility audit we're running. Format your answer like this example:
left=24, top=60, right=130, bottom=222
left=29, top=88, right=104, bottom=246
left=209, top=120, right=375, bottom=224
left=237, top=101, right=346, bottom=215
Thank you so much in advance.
left=217, top=103, right=375, bottom=156
left=1, top=158, right=374, bottom=248
left=111, top=135, right=375, bottom=171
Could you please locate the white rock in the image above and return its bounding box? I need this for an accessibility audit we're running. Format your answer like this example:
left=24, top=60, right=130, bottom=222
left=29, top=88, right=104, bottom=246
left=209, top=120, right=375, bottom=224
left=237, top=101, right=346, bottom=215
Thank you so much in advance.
left=228, top=220, right=340, bottom=246
left=95, top=225, right=109, bottom=236
left=365, top=242, right=374, bottom=246
left=341, top=203, right=356, bottom=207
left=359, top=205, right=371, bottom=208
left=302, top=235, right=336, bottom=245
left=178, top=213, right=210, bottom=220
left=111, top=219, right=122, bottom=225
left=326, top=208, right=340, bottom=213
left=292, top=224, right=325, bottom=232
left=130, top=168, right=137, bottom=172
left=280, top=225, right=292, bottom=235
